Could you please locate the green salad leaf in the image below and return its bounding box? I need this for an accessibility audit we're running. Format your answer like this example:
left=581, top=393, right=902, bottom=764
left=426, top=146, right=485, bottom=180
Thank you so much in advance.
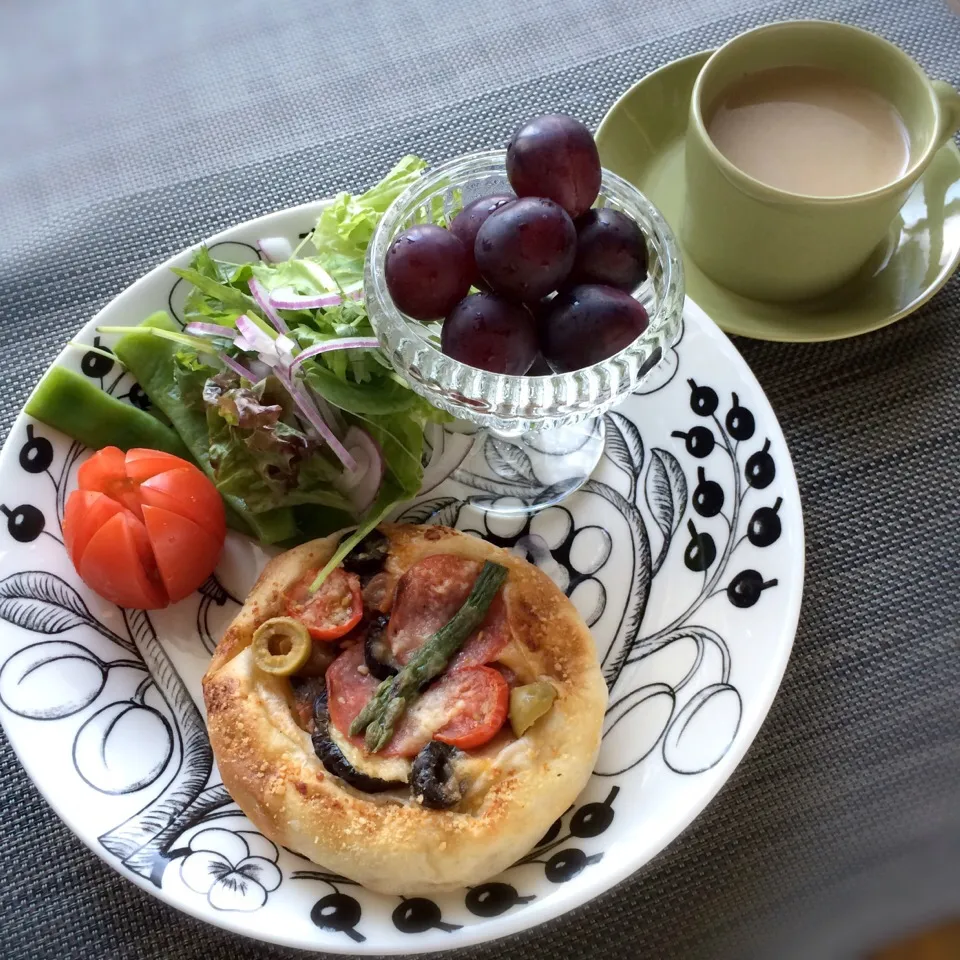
left=171, top=250, right=262, bottom=330
left=206, top=404, right=350, bottom=514
left=266, top=155, right=426, bottom=294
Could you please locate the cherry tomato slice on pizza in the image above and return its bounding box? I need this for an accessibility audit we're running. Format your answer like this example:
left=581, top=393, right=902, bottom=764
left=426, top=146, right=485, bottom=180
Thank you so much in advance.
left=431, top=666, right=509, bottom=749
left=286, top=568, right=363, bottom=641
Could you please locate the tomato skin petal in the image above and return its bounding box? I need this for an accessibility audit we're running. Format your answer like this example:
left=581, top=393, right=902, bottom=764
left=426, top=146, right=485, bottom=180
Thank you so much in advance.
left=77, top=446, right=142, bottom=517
left=139, top=466, right=226, bottom=540
left=124, top=448, right=192, bottom=483
left=77, top=513, right=168, bottom=609
left=63, top=490, right=126, bottom=568
left=77, top=446, right=126, bottom=490
left=433, top=666, right=509, bottom=750
left=142, top=504, right=222, bottom=604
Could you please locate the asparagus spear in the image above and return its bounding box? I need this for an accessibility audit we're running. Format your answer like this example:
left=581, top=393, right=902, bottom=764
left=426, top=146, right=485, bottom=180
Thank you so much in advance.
left=351, top=560, right=508, bottom=752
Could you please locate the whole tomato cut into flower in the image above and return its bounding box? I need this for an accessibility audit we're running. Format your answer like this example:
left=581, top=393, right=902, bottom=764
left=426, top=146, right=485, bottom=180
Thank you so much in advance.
left=64, top=446, right=226, bottom=609
left=285, top=568, right=363, bottom=641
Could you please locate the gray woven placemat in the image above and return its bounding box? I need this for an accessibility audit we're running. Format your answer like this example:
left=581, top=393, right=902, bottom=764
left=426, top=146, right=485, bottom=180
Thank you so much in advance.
left=1, top=1, right=959, bottom=958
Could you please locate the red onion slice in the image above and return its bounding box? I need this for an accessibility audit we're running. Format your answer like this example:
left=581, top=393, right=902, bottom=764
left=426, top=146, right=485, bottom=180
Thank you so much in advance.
left=249, top=277, right=288, bottom=334
left=235, top=314, right=277, bottom=355
left=287, top=337, right=381, bottom=374
left=185, top=322, right=235, bottom=338
left=218, top=352, right=256, bottom=381
left=269, top=287, right=344, bottom=310
left=308, top=386, right=346, bottom=439
left=334, top=426, right=384, bottom=513
left=276, top=370, right=357, bottom=471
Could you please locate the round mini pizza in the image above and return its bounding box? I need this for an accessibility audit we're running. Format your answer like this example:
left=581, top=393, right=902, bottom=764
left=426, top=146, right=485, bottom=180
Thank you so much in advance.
left=202, top=523, right=607, bottom=894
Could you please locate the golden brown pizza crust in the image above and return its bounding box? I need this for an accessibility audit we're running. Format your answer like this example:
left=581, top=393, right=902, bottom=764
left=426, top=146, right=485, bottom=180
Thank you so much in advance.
left=202, top=524, right=607, bottom=894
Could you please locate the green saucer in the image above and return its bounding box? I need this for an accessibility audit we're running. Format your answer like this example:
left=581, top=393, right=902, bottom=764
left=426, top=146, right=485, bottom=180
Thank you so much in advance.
left=596, top=51, right=960, bottom=342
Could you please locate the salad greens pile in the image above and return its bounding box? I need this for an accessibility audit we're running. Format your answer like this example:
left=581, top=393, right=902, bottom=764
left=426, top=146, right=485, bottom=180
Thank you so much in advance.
left=35, top=156, right=452, bottom=587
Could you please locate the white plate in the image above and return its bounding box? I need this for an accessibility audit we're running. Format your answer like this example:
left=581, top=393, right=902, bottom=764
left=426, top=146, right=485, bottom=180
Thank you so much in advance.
left=0, top=201, right=803, bottom=953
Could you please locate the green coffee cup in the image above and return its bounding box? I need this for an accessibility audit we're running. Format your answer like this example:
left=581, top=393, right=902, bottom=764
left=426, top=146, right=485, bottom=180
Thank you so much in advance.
left=682, top=20, right=960, bottom=302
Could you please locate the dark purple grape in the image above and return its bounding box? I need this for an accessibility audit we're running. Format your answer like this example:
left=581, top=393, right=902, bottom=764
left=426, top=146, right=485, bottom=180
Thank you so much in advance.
left=506, top=114, right=602, bottom=219
left=569, top=208, right=648, bottom=291
left=441, top=293, right=538, bottom=375
left=385, top=224, right=470, bottom=320
left=475, top=197, right=576, bottom=302
left=539, top=284, right=649, bottom=373
left=449, top=194, right=514, bottom=285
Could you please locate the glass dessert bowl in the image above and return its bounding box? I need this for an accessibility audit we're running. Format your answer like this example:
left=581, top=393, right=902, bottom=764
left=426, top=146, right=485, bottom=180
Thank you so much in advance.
left=365, top=150, right=685, bottom=516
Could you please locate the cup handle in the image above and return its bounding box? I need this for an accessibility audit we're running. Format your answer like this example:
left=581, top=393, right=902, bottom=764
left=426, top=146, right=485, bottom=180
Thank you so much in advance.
left=932, top=79, right=960, bottom=145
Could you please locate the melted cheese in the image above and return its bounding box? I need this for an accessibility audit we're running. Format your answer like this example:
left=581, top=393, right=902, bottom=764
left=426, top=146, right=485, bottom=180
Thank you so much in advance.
left=459, top=737, right=535, bottom=811
left=328, top=721, right=413, bottom=784
left=494, top=637, right=539, bottom=684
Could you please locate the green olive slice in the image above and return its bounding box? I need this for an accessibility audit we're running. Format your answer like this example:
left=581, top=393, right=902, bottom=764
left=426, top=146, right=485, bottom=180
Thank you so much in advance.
left=252, top=617, right=312, bottom=676
left=509, top=681, right=557, bottom=737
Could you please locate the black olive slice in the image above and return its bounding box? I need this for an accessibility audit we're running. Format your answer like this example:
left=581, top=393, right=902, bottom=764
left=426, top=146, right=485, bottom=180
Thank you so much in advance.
left=411, top=741, right=463, bottom=810
left=363, top=614, right=398, bottom=681
left=311, top=692, right=405, bottom=794
left=340, top=528, right=389, bottom=579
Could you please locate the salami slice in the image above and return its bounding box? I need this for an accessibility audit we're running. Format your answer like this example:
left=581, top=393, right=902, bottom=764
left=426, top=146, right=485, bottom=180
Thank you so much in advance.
left=387, top=554, right=510, bottom=669
left=325, top=642, right=428, bottom=758
left=326, top=642, right=379, bottom=747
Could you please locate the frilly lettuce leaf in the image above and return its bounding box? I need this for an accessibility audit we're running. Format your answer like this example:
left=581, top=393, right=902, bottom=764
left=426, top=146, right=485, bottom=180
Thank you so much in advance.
left=254, top=155, right=427, bottom=294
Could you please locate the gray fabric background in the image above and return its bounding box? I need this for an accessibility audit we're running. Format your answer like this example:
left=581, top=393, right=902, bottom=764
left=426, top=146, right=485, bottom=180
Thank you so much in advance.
left=1, top=0, right=959, bottom=957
